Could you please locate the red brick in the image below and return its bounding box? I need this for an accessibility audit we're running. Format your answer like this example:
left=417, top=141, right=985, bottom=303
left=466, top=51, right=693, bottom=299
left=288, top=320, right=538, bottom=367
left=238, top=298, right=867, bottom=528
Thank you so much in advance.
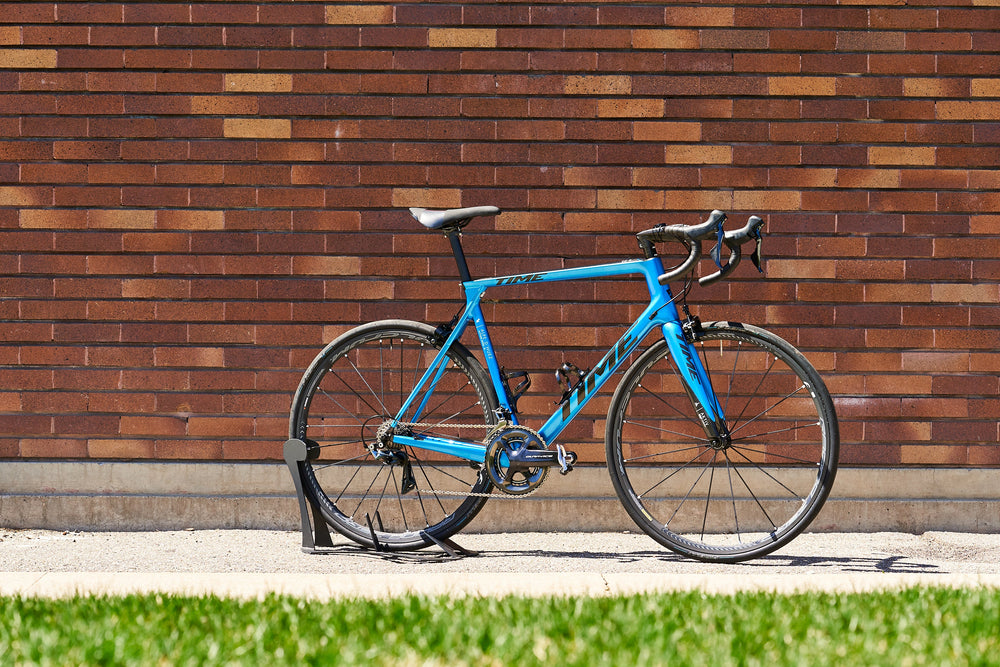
left=1, top=4, right=998, bottom=470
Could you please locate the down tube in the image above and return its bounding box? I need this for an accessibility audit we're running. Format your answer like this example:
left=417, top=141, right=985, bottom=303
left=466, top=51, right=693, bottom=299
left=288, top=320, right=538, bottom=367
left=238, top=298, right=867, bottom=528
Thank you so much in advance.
left=538, top=315, right=659, bottom=445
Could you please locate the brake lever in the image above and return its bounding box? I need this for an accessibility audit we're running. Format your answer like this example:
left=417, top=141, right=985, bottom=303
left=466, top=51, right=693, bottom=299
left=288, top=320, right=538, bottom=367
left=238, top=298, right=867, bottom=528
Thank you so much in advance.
left=748, top=217, right=764, bottom=273
left=709, top=216, right=725, bottom=269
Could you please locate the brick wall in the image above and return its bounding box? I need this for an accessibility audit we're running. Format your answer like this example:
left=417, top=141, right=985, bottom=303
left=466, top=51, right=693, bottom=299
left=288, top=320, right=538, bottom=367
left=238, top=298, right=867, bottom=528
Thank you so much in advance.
left=1, top=2, right=998, bottom=468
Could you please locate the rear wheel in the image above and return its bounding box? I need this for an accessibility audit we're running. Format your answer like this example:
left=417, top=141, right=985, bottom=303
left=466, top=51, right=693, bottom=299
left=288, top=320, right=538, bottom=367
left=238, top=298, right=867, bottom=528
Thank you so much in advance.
left=289, top=320, right=498, bottom=550
left=606, top=322, right=838, bottom=563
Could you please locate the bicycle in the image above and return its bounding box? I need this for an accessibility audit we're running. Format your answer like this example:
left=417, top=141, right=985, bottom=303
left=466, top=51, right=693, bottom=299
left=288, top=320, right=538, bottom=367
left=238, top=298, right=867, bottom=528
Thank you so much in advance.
left=288, top=206, right=839, bottom=563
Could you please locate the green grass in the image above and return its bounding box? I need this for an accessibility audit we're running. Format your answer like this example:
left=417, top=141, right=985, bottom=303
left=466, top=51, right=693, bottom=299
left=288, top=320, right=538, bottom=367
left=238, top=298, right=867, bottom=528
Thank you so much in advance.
left=1, top=588, right=998, bottom=666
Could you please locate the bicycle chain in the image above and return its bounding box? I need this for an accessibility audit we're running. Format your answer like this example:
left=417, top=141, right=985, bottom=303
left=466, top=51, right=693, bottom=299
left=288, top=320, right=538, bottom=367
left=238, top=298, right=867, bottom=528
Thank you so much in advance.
left=391, top=420, right=543, bottom=499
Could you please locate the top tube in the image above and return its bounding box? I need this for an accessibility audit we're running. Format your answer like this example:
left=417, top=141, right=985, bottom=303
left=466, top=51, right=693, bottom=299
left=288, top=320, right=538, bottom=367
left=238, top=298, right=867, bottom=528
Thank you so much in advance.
left=465, top=257, right=668, bottom=299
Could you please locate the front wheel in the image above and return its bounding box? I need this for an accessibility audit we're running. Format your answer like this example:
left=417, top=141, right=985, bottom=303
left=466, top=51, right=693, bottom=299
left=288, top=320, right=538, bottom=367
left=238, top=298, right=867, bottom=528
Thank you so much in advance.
left=606, top=321, right=838, bottom=563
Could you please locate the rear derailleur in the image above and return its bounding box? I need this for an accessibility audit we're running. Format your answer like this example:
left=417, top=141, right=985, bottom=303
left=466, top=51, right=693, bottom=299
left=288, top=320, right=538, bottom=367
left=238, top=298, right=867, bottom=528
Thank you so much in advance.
left=369, top=419, right=417, bottom=494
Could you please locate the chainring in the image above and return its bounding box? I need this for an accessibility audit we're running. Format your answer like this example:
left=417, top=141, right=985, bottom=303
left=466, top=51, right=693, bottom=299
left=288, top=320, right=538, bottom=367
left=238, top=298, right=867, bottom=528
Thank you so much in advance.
left=484, top=425, right=549, bottom=495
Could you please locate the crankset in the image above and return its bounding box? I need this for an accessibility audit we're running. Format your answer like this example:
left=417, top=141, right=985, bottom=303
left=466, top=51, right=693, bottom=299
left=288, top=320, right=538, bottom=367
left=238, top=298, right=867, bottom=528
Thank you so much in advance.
left=484, top=426, right=577, bottom=496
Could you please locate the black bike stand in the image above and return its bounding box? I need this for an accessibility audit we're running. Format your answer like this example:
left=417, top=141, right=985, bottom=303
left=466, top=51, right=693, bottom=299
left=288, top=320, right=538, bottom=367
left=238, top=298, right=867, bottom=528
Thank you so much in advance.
left=283, top=438, right=477, bottom=560
left=283, top=438, right=334, bottom=553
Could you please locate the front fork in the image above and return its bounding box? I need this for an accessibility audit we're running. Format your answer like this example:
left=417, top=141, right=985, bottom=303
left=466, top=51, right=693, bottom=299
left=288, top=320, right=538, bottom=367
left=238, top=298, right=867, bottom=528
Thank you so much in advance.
left=660, top=318, right=731, bottom=447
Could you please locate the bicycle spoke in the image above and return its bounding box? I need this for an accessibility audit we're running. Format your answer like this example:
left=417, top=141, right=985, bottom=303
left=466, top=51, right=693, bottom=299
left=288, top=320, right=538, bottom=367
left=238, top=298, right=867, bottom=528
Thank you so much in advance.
left=663, top=449, right=716, bottom=530
left=642, top=369, right=703, bottom=427
left=728, top=446, right=807, bottom=500
left=637, top=446, right=713, bottom=498
left=311, top=450, right=370, bottom=473
left=408, top=452, right=451, bottom=517
left=727, top=353, right=778, bottom=432
left=325, top=370, right=383, bottom=423
left=621, top=418, right=710, bottom=442
left=730, top=420, right=820, bottom=443
left=724, top=453, right=741, bottom=543
left=729, top=384, right=808, bottom=437
left=346, top=356, right=391, bottom=417
left=700, top=463, right=716, bottom=541
left=726, top=453, right=779, bottom=530
left=333, top=462, right=366, bottom=504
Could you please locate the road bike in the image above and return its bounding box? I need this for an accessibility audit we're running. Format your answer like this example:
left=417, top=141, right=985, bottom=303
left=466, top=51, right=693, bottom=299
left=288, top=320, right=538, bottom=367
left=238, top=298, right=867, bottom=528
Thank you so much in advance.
left=288, top=206, right=839, bottom=563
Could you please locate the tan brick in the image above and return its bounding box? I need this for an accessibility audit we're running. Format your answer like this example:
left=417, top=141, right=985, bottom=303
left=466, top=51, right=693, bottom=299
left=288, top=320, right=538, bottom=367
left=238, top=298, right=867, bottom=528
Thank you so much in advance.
left=931, top=283, right=998, bottom=303
left=632, top=29, right=699, bottom=50
left=0, top=49, right=57, bottom=68
left=187, top=417, right=254, bottom=438
left=901, top=445, right=967, bottom=466
left=733, top=190, right=801, bottom=211
left=766, top=259, right=836, bottom=280
left=597, top=189, right=664, bottom=210
left=664, top=6, right=734, bottom=26
left=633, top=122, right=701, bottom=142
left=598, top=98, right=663, bottom=118
left=837, top=168, right=901, bottom=189
left=155, top=347, right=224, bottom=367
left=0, top=27, right=19, bottom=45
left=869, top=146, right=935, bottom=166
left=865, top=283, right=932, bottom=303
left=664, top=145, right=732, bottom=165
left=771, top=168, right=837, bottom=188
left=326, top=4, right=393, bottom=24
left=564, top=75, right=631, bottom=96
left=971, top=215, right=1000, bottom=235
left=19, top=210, right=87, bottom=229
left=391, top=188, right=461, bottom=208
left=902, top=352, right=970, bottom=373
left=429, top=28, right=496, bottom=48
left=88, top=209, right=156, bottom=229
left=225, top=73, right=292, bottom=93
left=663, top=190, right=733, bottom=211
left=904, top=78, right=969, bottom=98
left=496, top=211, right=563, bottom=231
left=768, top=77, right=836, bottom=96
left=88, top=439, right=156, bottom=459
left=293, top=256, right=361, bottom=275
left=157, top=210, right=225, bottom=230
left=0, top=186, right=49, bottom=206
left=323, top=280, right=393, bottom=301
left=937, top=101, right=1000, bottom=120
left=866, top=376, right=932, bottom=396
left=971, top=78, right=1000, bottom=97
left=223, top=118, right=291, bottom=139
left=192, top=95, right=258, bottom=115
left=121, top=416, right=186, bottom=437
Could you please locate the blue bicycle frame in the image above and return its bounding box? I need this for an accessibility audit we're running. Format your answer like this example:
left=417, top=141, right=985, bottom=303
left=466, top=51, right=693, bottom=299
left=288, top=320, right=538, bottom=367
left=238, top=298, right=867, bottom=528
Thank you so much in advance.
left=390, top=255, right=729, bottom=462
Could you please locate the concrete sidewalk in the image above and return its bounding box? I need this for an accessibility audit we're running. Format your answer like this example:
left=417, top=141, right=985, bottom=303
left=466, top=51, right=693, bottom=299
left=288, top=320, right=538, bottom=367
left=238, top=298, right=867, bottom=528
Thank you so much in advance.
left=1, top=529, right=998, bottom=598
left=0, top=529, right=1000, bottom=599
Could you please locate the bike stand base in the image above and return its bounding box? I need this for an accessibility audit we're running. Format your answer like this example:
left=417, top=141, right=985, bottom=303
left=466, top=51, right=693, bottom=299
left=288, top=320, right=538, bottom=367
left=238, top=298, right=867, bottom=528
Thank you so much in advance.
left=283, top=438, right=334, bottom=553
left=366, top=511, right=478, bottom=560
left=284, top=438, right=477, bottom=560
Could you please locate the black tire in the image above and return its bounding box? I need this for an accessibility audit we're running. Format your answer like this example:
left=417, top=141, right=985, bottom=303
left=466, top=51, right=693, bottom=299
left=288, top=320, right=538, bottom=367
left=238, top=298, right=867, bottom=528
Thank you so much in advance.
left=289, top=320, right=498, bottom=550
left=606, top=322, right=838, bottom=563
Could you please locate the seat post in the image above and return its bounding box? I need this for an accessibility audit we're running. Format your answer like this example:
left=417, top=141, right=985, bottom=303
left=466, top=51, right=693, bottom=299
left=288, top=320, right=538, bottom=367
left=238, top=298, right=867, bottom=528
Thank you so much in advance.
left=444, top=227, right=473, bottom=283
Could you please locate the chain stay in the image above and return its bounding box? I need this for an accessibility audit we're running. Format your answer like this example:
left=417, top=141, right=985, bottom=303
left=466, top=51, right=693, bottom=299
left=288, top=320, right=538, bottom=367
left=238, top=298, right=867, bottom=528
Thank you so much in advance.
left=390, top=419, right=545, bottom=499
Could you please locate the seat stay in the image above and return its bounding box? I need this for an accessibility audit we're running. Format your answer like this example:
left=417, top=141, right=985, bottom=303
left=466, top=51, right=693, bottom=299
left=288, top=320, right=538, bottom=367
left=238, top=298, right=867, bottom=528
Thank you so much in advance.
left=392, top=296, right=478, bottom=425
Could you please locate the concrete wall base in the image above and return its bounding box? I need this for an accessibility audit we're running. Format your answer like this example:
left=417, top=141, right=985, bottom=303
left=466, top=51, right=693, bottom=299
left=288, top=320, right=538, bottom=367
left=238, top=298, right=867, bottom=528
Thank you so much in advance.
left=2, top=461, right=997, bottom=533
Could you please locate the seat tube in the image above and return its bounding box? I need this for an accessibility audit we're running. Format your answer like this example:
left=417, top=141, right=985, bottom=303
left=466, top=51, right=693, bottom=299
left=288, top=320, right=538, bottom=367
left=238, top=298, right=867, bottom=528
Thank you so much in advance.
left=661, top=320, right=729, bottom=442
left=464, top=284, right=515, bottom=419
